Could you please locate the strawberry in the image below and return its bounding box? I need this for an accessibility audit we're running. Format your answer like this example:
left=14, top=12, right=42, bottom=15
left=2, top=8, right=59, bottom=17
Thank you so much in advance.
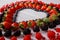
left=10, top=2, right=14, bottom=7
left=49, top=9, right=57, bottom=14
left=19, top=21, right=27, bottom=29
left=36, top=5, right=41, bottom=10
left=3, top=21, right=12, bottom=30
left=27, top=20, right=36, bottom=28
left=49, top=3, right=55, bottom=6
left=33, top=4, right=36, bottom=8
left=0, top=7, right=4, bottom=12
left=56, top=4, right=60, bottom=9
left=49, top=14, right=58, bottom=22
left=41, top=5, right=47, bottom=11
left=45, top=6, right=52, bottom=12
left=0, top=36, right=5, bottom=40
left=19, top=2, right=24, bottom=8
left=47, top=30, right=55, bottom=39
left=55, top=28, right=60, bottom=32
left=24, top=2, right=28, bottom=8
left=12, top=22, right=19, bottom=30
left=28, top=3, right=33, bottom=8
left=35, top=32, right=42, bottom=40
left=11, top=36, right=17, bottom=40
left=23, top=35, right=31, bottom=40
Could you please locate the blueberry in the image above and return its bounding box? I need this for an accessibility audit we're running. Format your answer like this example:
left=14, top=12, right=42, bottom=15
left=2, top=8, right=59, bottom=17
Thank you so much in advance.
left=33, top=26, right=40, bottom=32
left=13, top=30, right=21, bottom=37
left=4, top=30, right=12, bottom=37
left=41, top=25, right=48, bottom=31
left=23, top=28, right=31, bottom=35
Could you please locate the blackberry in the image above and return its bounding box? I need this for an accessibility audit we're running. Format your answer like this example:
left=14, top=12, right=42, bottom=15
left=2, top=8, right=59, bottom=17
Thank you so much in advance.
left=23, top=28, right=31, bottom=35
left=33, top=26, right=40, bottom=32
left=41, top=24, right=48, bottom=31
left=4, top=30, right=12, bottom=37
left=13, top=30, right=21, bottom=37
left=0, top=30, right=2, bottom=36
left=49, top=22, right=56, bottom=28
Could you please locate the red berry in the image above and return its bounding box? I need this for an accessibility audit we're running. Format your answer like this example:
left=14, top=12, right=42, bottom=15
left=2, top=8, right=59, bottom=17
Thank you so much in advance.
left=23, top=35, right=31, bottom=40
left=24, top=2, right=28, bottom=8
left=56, top=28, right=60, bottom=32
left=0, top=36, right=5, bottom=40
left=3, top=21, right=12, bottom=29
left=19, top=2, right=24, bottom=8
left=36, top=5, right=41, bottom=10
left=49, top=3, right=55, bottom=6
left=56, top=4, right=60, bottom=9
left=12, top=22, right=19, bottom=30
left=47, top=30, right=55, bottom=39
left=19, top=21, right=27, bottom=28
left=49, top=9, right=57, bottom=14
left=11, top=36, right=17, bottom=40
left=35, top=32, right=42, bottom=40
left=41, top=5, right=47, bottom=11
left=28, top=3, right=33, bottom=8
left=33, top=4, right=36, bottom=8
left=28, top=20, right=36, bottom=28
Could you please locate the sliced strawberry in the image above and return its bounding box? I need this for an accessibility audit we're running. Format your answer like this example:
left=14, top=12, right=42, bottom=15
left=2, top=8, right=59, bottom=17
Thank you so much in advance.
left=45, top=6, right=52, bottom=12
left=33, top=4, right=36, bottom=8
left=12, top=22, right=19, bottom=30
left=11, top=36, right=17, bottom=40
left=28, top=20, right=36, bottom=28
left=49, top=9, right=57, bottom=14
left=19, top=2, right=24, bottom=8
left=36, top=5, right=41, bottom=10
left=3, top=21, right=12, bottom=30
left=41, top=5, right=47, bottom=11
left=28, top=3, right=33, bottom=8
left=55, top=28, right=60, bottom=32
left=24, top=2, right=28, bottom=8
left=0, top=36, right=5, bottom=40
left=19, top=21, right=27, bottom=29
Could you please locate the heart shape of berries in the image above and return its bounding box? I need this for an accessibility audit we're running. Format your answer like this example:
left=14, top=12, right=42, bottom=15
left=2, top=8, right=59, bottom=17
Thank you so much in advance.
left=0, top=1, right=60, bottom=30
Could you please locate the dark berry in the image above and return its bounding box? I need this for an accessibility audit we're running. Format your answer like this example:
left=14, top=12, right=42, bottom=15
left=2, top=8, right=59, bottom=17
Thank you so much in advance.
left=23, top=28, right=31, bottom=35
left=41, top=24, right=48, bottom=31
left=33, top=26, right=40, bottom=32
left=49, top=22, right=56, bottom=28
left=0, top=30, right=2, bottom=36
left=13, top=30, right=21, bottom=37
left=4, top=30, right=12, bottom=37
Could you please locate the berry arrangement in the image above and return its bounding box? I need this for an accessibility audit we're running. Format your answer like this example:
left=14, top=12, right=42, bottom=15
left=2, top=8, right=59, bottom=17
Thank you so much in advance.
left=0, top=1, right=60, bottom=40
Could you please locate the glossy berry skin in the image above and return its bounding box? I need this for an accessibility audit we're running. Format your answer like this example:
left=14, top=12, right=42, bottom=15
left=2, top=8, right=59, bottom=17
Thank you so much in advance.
left=55, top=28, right=60, bottom=32
left=47, top=30, right=55, bottom=39
left=4, top=30, right=12, bottom=37
left=3, top=21, right=12, bottom=30
left=33, top=26, right=40, bottom=32
left=10, top=36, right=17, bottom=40
left=41, top=24, right=48, bottom=31
left=23, top=28, right=31, bottom=35
left=12, top=22, right=19, bottom=30
left=13, top=30, right=21, bottom=37
left=0, top=36, right=5, bottom=40
left=19, top=21, right=27, bottom=29
left=23, top=35, right=31, bottom=40
left=35, top=32, right=42, bottom=40
left=27, top=20, right=36, bottom=28
left=36, top=5, right=41, bottom=10
left=49, top=22, right=56, bottom=28
left=41, top=5, right=47, bottom=11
